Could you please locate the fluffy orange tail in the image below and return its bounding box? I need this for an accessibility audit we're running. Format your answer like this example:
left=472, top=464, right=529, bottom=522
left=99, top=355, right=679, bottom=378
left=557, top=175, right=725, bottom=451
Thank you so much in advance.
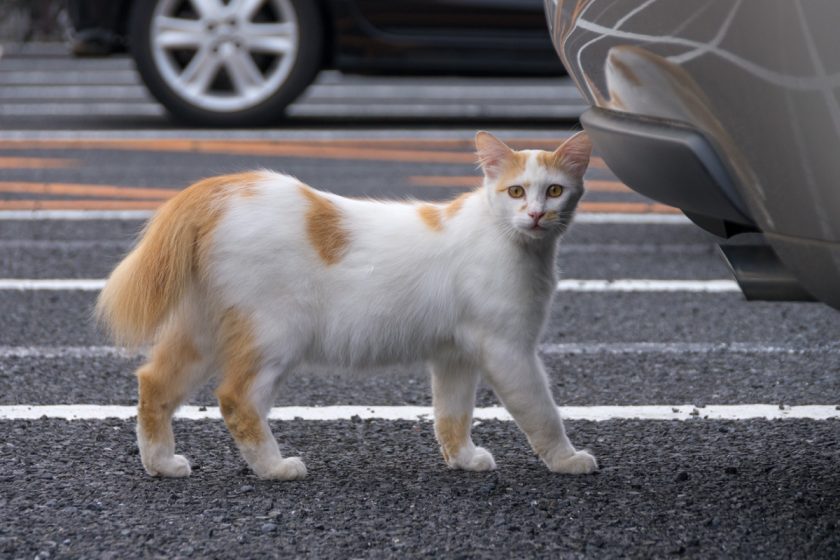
left=95, top=178, right=222, bottom=346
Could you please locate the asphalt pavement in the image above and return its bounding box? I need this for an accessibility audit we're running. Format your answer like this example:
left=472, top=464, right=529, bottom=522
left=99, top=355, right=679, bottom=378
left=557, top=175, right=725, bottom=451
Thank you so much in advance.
left=0, top=45, right=838, bottom=560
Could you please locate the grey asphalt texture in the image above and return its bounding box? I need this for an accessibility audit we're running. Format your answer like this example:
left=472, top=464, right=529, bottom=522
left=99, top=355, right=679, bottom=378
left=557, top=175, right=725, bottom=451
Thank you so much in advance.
left=2, top=419, right=838, bottom=559
left=1, top=48, right=839, bottom=559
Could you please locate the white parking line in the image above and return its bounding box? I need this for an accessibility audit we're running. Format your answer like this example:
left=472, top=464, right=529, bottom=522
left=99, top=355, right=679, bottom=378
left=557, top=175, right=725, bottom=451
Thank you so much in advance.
left=575, top=213, right=691, bottom=224
left=1, top=404, right=837, bottom=421
left=0, top=278, right=740, bottom=292
left=3, top=342, right=836, bottom=360
left=0, top=83, right=583, bottom=101
left=554, top=279, right=739, bottom=292
left=0, top=240, right=709, bottom=253
left=0, top=210, right=692, bottom=224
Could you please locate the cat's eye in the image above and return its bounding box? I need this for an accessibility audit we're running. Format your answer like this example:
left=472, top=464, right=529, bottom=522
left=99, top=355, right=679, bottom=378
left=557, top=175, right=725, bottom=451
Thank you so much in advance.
left=547, top=184, right=564, bottom=197
left=507, top=185, right=525, bottom=199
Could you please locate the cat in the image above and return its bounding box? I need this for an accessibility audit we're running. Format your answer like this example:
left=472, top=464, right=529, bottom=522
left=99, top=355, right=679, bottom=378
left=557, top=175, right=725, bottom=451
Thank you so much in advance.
left=95, top=131, right=598, bottom=480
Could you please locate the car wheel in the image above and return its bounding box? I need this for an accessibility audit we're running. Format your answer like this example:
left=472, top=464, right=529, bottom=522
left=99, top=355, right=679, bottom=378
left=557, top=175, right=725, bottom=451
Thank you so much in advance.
left=130, top=0, right=322, bottom=126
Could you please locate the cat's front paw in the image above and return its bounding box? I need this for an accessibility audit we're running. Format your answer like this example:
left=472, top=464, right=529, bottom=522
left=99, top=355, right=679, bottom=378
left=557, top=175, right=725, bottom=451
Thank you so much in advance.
left=145, top=454, right=192, bottom=478
left=547, top=450, right=598, bottom=475
left=258, top=457, right=308, bottom=481
left=449, top=446, right=497, bottom=472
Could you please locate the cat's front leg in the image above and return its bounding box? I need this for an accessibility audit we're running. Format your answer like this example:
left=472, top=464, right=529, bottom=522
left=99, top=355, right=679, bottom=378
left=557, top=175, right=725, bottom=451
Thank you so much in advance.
left=430, top=354, right=496, bottom=471
left=482, top=345, right=597, bottom=475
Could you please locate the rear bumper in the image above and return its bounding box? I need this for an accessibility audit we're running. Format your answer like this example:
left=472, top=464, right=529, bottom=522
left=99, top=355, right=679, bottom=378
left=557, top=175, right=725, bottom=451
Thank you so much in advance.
left=581, top=106, right=840, bottom=310
left=581, top=107, right=753, bottom=234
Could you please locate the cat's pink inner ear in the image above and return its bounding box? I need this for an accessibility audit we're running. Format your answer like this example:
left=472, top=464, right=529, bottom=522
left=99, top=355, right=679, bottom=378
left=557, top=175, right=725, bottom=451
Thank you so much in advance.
left=475, top=131, right=514, bottom=178
left=554, top=131, right=593, bottom=179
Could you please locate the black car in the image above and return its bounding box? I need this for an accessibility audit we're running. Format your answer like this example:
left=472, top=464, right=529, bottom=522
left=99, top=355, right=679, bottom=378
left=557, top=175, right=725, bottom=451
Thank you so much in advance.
left=69, top=0, right=562, bottom=126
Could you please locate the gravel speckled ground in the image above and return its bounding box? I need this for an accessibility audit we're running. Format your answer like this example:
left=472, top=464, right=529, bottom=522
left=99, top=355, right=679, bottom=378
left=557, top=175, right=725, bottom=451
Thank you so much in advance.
left=1, top=419, right=838, bottom=559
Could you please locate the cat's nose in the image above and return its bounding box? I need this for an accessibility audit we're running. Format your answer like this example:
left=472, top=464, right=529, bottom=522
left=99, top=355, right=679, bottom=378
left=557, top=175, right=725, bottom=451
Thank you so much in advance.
left=528, top=211, right=545, bottom=221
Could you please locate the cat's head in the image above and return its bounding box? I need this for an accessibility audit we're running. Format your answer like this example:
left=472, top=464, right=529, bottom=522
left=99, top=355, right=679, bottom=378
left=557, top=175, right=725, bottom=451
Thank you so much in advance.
left=476, top=131, right=591, bottom=240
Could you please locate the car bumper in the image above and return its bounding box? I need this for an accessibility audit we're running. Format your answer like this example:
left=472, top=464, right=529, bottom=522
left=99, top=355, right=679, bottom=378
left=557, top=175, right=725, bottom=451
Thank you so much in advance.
left=546, top=0, right=840, bottom=309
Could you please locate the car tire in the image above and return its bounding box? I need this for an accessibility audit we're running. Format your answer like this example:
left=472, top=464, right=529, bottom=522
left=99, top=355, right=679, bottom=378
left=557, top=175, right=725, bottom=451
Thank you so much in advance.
left=129, top=0, right=322, bottom=126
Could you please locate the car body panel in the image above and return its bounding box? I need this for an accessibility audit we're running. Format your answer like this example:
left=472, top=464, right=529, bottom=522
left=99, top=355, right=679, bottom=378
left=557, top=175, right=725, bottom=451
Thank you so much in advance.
left=69, top=0, right=565, bottom=74
left=545, top=0, right=840, bottom=309
left=322, top=0, right=564, bottom=74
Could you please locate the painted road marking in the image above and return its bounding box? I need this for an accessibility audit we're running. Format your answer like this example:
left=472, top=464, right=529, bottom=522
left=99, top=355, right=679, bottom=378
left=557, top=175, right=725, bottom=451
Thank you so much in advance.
left=0, top=210, right=157, bottom=220
left=553, top=279, right=739, bottom=292
left=409, top=176, right=624, bottom=190
left=0, top=199, right=679, bottom=213
left=1, top=342, right=836, bottom=360
left=0, top=130, right=585, bottom=141
left=0, top=278, right=739, bottom=292
left=0, top=210, right=693, bottom=223
left=0, top=157, right=78, bottom=169
left=0, top=240, right=710, bottom=253
left=1, top=404, right=837, bottom=421
left=0, top=83, right=583, bottom=101
left=0, top=182, right=175, bottom=199
left=0, top=138, right=606, bottom=166
left=0, top=200, right=164, bottom=210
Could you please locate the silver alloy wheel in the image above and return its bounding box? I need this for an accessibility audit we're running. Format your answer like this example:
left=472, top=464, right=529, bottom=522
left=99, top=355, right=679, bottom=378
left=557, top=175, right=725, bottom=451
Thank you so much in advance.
left=150, top=0, right=299, bottom=112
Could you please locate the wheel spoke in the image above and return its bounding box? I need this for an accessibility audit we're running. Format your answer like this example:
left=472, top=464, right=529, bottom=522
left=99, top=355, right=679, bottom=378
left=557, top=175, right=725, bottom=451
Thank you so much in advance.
left=242, top=22, right=296, bottom=54
left=180, top=47, right=222, bottom=94
left=189, top=0, right=225, bottom=19
left=225, top=50, right=265, bottom=95
left=153, top=16, right=205, bottom=49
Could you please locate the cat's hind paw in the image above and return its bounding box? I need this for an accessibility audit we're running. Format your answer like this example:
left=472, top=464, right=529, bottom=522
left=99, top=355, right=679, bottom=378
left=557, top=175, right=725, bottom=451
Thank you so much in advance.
left=145, top=454, right=192, bottom=478
left=449, top=446, right=497, bottom=472
left=258, top=457, right=308, bottom=481
left=547, top=450, right=598, bottom=475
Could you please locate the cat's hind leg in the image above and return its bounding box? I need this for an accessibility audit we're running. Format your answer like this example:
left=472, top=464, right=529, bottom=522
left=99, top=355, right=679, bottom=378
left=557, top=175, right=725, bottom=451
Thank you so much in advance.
left=430, top=353, right=496, bottom=471
left=136, top=320, right=213, bottom=477
left=215, top=310, right=306, bottom=480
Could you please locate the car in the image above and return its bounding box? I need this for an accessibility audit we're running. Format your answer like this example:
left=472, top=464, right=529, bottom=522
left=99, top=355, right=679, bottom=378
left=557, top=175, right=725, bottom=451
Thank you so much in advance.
left=67, top=0, right=563, bottom=126
left=545, top=0, right=840, bottom=311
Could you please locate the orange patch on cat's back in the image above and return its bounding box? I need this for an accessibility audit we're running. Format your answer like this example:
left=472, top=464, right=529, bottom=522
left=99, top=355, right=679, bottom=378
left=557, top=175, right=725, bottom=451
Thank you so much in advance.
left=298, top=185, right=350, bottom=265
left=444, top=191, right=472, bottom=219
left=418, top=204, right=443, bottom=231
left=215, top=308, right=265, bottom=446
left=99, top=172, right=263, bottom=346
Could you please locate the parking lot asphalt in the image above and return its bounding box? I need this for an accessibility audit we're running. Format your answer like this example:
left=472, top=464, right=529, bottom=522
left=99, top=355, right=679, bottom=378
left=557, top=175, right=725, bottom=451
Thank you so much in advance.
left=1, top=46, right=838, bottom=559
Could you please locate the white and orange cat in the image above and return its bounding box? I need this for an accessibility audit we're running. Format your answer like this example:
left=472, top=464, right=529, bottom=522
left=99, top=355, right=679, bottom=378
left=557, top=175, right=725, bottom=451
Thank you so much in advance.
left=96, top=131, right=598, bottom=480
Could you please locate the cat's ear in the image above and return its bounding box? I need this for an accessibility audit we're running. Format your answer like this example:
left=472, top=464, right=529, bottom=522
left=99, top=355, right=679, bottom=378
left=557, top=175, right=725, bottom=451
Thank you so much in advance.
left=475, top=131, right=515, bottom=179
left=553, top=131, right=592, bottom=180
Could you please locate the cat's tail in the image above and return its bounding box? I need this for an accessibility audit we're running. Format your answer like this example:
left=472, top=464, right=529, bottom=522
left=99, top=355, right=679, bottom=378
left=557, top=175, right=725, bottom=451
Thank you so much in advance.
left=95, top=179, right=221, bottom=346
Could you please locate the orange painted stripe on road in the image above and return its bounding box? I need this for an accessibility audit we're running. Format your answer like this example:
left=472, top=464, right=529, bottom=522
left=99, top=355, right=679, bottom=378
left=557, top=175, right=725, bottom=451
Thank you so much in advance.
left=0, top=182, right=177, bottom=200
left=409, top=176, right=630, bottom=193
left=583, top=180, right=632, bottom=193
left=408, top=176, right=481, bottom=187
left=0, top=139, right=608, bottom=168
left=0, top=139, right=473, bottom=164
left=0, top=157, right=79, bottom=169
left=579, top=202, right=680, bottom=214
